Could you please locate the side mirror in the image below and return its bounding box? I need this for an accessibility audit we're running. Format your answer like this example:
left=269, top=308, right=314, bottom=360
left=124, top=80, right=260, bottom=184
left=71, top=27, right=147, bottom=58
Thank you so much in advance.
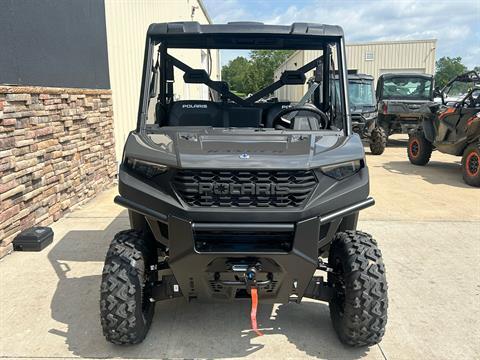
left=280, top=71, right=306, bottom=85
left=433, top=87, right=441, bottom=98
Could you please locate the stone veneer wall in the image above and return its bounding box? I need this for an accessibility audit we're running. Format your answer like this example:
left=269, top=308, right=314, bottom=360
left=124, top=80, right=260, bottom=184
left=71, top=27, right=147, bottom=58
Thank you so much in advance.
left=0, top=86, right=117, bottom=257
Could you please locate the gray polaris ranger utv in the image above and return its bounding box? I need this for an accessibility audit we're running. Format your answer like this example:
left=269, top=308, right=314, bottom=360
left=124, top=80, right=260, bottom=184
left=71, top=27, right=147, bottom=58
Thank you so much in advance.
left=100, top=22, right=388, bottom=347
left=377, top=73, right=434, bottom=137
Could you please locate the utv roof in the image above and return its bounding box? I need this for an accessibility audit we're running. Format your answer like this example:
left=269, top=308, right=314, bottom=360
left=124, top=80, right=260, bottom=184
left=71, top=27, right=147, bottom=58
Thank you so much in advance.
left=148, top=21, right=343, bottom=36
left=331, top=72, right=373, bottom=81
left=379, top=73, right=433, bottom=80
left=348, top=73, right=374, bottom=81
left=146, top=22, right=344, bottom=49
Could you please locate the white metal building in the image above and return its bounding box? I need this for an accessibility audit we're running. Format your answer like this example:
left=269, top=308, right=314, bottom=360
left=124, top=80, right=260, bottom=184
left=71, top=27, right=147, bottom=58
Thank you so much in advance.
left=345, top=39, right=436, bottom=80
left=274, top=39, right=437, bottom=101
left=104, top=0, right=219, bottom=161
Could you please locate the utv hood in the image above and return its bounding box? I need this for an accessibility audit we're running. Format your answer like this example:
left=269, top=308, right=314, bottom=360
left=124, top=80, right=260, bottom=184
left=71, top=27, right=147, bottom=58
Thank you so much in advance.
left=124, top=128, right=364, bottom=170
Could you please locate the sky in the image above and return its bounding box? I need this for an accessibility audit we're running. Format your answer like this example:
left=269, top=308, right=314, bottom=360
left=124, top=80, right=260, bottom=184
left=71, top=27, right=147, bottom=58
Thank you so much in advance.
left=203, top=0, right=480, bottom=68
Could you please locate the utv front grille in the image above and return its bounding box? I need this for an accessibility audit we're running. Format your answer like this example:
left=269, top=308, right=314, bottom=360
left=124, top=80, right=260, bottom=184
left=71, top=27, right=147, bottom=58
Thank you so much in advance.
left=173, top=169, right=317, bottom=207
left=194, top=229, right=294, bottom=252
left=351, top=114, right=365, bottom=122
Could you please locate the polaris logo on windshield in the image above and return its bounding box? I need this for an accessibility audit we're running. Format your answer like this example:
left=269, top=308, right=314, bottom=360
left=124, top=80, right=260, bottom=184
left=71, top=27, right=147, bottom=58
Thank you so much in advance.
left=182, top=104, right=208, bottom=109
left=198, top=183, right=289, bottom=196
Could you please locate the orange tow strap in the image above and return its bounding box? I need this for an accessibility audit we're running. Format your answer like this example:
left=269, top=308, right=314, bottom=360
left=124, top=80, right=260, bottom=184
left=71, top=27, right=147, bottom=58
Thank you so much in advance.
left=250, top=287, right=263, bottom=336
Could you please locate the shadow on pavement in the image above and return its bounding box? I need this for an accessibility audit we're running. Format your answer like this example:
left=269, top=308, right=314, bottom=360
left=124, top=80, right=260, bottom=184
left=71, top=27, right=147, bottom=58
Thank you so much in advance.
left=47, top=212, right=370, bottom=359
left=382, top=159, right=469, bottom=188
left=386, top=137, right=408, bottom=148
left=364, top=136, right=407, bottom=155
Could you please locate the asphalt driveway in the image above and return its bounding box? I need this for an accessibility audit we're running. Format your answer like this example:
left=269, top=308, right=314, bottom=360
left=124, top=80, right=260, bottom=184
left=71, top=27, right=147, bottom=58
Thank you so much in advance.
left=1, top=135, right=479, bottom=359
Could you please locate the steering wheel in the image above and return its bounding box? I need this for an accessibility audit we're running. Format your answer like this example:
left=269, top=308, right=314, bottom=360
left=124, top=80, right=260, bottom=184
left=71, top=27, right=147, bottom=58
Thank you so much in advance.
left=272, top=105, right=329, bottom=129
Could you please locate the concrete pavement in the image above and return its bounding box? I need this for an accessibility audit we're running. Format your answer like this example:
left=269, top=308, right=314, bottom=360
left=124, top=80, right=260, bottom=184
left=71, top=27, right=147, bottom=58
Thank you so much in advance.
left=1, top=135, right=479, bottom=359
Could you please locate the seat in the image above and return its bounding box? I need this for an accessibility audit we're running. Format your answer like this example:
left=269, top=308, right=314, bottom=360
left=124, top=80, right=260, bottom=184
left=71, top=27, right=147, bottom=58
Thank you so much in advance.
left=155, top=102, right=167, bottom=126
left=224, top=106, right=262, bottom=127
left=166, top=101, right=223, bottom=127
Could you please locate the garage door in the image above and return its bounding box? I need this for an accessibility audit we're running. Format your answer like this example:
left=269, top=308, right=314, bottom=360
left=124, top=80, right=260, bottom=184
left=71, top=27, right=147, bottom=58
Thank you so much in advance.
left=379, top=68, right=426, bottom=75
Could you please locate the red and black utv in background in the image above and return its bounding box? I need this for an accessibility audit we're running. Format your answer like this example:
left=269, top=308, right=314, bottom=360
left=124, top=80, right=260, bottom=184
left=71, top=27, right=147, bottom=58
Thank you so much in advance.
left=408, top=71, right=480, bottom=186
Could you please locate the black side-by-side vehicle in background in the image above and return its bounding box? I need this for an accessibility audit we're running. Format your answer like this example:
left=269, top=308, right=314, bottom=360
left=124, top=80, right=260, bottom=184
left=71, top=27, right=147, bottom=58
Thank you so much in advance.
left=408, top=71, right=480, bottom=186
left=99, top=22, right=388, bottom=347
left=348, top=73, right=386, bottom=154
left=377, top=73, right=435, bottom=137
left=310, top=72, right=386, bottom=154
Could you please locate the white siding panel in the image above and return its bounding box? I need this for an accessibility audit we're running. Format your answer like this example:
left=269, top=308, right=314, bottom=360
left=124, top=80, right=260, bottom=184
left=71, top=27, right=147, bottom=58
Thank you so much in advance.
left=345, top=40, right=436, bottom=82
left=273, top=51, right=305, bottom=101
left=104, top=0, right=218, bottom=162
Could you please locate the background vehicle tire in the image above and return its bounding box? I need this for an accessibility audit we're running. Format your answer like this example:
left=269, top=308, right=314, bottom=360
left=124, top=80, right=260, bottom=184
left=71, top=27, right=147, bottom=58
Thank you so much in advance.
left=462, top=144, right=480, bottom=187
left=407, top=132, right=432, bottom=165
left=369, top=127, right=387, bottom=155
left=328, top=231, right=388, bottom=347
left=100, top=230, right=156, bottom=345
left=377, top=115, right=390, bottom=145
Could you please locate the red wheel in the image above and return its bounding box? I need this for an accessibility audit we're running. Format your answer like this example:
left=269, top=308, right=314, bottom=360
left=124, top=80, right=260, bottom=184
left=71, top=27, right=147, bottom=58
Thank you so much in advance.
left=409, top=139, right=420, bottom=158
left=465, top=151, right=479, bottom=177
left=407, top=133, right=432, bottom=166
left=462, top=145, right=480, bottom=186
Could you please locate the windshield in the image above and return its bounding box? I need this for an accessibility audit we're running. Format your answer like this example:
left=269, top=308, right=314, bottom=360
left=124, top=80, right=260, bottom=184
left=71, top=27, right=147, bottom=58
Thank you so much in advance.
left=381, top=76, right=432, bottom=100
left=444, top=80, right=477, bottom=100
left=348, top=80, right=375, bottom=108
left=141, top=38, right=348, bottom=133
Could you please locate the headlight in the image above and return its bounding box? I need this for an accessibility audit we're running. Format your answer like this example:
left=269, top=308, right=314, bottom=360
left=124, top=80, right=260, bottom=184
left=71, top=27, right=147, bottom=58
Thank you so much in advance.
left=363, top=112, right=377, bottom=120
left=321, top=160, right=363, bottom=180
left=126, top=158, right=168, bottom=178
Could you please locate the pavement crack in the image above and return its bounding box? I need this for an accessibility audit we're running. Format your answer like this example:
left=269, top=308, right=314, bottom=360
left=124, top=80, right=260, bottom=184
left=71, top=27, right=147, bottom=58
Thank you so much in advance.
left=378, top=343, right=388, bottom=360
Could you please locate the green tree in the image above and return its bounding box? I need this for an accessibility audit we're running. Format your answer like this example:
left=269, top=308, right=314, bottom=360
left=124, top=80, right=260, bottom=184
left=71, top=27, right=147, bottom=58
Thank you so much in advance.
left=221, top=56, right=250, bottom=94
left=246, top=50, right=294, bottom=92
left=434, top=57, right=468, bottom=88
left=221, top=50, right=294, bottom=95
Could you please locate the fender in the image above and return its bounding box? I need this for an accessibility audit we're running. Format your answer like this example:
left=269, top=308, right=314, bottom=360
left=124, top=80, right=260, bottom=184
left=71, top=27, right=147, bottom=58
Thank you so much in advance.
left=422, top=118, right=435, bottom=142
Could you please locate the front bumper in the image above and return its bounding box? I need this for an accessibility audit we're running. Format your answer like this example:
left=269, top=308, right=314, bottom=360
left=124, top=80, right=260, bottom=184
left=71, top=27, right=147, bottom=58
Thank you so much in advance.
left=115, top=194, right=374, bottom=303
left=165, top=216, right=319, bottom=303
left=116, top=165, right=373, bottom=302
left=351, top=116, right=376, bottom=138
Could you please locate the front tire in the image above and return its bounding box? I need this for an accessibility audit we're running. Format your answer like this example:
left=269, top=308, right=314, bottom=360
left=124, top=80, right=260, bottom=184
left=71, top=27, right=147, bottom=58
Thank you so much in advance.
left=462, top=144, right=480, bottom=187
left=100, top=230, right=156, bottom=345
left=369, top=127, right=387, bottom=155
left=328, top=231, right=388, bottom=347
left=408, top=132, right=432, bottom=165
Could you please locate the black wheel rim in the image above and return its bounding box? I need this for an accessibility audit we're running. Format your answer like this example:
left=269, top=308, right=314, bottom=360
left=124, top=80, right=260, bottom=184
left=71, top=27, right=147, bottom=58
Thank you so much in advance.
left=410, top=140, right=419, bottom=157
left=467, top=152, right=479, bottom=176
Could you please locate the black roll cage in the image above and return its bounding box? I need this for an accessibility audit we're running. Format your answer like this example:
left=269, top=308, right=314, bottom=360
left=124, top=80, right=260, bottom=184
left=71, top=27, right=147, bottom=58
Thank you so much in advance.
left=441, top=70, right=480, bottom=92
left=435, top=71, right=479, bottom=105
left=165, top=53, right=323, bottom=106
left=137, top=32, right=351, bottom=135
